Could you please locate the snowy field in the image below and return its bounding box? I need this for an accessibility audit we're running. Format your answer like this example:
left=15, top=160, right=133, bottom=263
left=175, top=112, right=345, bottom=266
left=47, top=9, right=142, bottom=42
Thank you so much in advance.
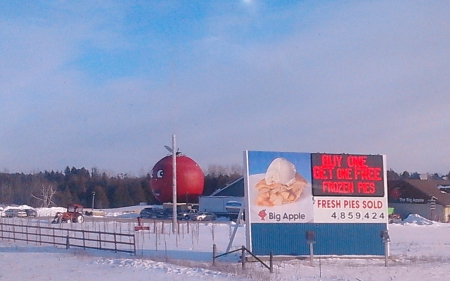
left=1, top=206, right=450, bottom=281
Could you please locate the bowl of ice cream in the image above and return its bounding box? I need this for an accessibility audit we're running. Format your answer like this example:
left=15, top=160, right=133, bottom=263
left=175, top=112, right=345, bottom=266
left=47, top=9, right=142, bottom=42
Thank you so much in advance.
left=254, top=158, right=308, bottom=207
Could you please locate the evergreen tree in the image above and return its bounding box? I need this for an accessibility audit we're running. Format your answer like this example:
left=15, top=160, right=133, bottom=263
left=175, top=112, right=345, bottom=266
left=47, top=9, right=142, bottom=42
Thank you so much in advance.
left=387, top=169, right=400, bottom=180
left=400, top=171, right=411, bottom=179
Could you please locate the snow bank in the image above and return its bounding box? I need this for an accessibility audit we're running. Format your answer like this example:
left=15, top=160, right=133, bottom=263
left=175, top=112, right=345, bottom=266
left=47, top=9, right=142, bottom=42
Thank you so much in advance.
left=1, top=205, right=34, bottom=210
left=402, top=214, right=439, bottom=225
left=0, top=205, right=37, bottom=216
left=37, top=207, right=66, bottom=217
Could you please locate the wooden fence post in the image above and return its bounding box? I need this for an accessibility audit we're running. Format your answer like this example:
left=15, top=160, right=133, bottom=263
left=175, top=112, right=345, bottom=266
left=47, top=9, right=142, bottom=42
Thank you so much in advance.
left=241, top=246, right=245, bottom=270
left=212, top=244, right=217, bottom=266
left=270, top=251, right=273, bottom=273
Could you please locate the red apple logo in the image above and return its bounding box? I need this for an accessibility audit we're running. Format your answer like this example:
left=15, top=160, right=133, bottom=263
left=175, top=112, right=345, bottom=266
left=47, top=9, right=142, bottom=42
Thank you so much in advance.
left=258, top=209, right=267, bottom=221
left=390, top=187, right=402, bottom=200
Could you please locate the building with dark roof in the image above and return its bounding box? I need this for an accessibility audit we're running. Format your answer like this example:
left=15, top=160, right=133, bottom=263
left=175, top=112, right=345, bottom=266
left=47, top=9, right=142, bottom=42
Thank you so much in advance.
left=388, top=179, right=450, bottom=222
left=198, top=177, right=244, bottom=218
left=210, top=177, right=244, bottom=197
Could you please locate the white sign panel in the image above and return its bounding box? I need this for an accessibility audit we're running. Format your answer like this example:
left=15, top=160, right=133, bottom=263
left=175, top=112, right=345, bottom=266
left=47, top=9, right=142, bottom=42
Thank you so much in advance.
left=245, top=152, right=314, bottom=224
left=313, top=197, right=387, bottom=223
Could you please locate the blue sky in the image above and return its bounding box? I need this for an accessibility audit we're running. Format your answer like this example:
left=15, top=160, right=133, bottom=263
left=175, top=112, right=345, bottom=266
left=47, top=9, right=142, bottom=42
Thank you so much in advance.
left=1, top=0, right=450, bottom=175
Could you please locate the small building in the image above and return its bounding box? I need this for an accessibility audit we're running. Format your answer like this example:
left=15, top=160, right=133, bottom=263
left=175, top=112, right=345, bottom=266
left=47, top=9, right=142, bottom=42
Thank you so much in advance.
left=388, top=179, right=450, bottom=222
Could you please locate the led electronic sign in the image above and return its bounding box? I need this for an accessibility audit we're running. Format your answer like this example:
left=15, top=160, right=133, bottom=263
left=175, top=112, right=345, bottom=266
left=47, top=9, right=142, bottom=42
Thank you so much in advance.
left=311, top=153, right=384, bottom=197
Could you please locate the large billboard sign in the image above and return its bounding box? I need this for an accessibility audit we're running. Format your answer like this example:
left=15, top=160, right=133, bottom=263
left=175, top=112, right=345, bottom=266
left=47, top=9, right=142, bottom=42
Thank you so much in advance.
left=244, top=151, right=388, bottom=256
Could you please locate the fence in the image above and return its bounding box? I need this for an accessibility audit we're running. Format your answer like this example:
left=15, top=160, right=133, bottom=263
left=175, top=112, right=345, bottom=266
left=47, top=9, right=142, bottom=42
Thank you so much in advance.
left=213, top=244, right=274, bottom=273
left=0, top=217, right=246, bottom=260
left=0, top=220, right=136, bottom=255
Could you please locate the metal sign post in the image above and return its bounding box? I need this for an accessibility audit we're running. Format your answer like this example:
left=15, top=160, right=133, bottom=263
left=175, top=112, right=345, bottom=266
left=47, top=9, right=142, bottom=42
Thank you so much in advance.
left=429, top=196, right=436, bottom=221
left=172, top=134, right=178, bottom=233
left=306, top=230, right=316, bottom=266
left=380, top=230, right=390, bottom=267
left=226, top=204, right=245, bottom=252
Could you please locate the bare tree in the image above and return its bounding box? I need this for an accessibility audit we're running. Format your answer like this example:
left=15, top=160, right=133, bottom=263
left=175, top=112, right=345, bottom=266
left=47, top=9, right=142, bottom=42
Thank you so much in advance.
left=206, top=164, right=227, bottom=176
left=229, top=163, right=243, bottom=176
left=31, top=177, right=57, bottom=207
left=207, top=163, right=243, bottom=177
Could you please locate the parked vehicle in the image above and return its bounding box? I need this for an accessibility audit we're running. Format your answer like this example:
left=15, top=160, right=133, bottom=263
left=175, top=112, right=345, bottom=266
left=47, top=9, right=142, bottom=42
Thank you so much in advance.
left=52, top=204, right=84, bottom=223
left=19, top=209, right=27, bottom=217
left=177, top=209, right=198, bottom=220
left=139, top=207, right=155, bottom=218
left=4, top=209, right=15, bottom=218
left=198, top=196, right=243, bottom=218
left=225, top=201, right=243, bottom=213
left=4, top=209, right=27, bottom=218
left=24, top=209, right=38, bottom=217
left=139, top=207, right=169, bottom=219
left=191, top=212, right=217, bottom=221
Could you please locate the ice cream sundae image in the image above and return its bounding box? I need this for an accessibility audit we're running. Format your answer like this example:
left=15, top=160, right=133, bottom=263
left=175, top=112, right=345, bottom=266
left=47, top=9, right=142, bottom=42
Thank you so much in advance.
left=255, top=158, right=307, bottom=207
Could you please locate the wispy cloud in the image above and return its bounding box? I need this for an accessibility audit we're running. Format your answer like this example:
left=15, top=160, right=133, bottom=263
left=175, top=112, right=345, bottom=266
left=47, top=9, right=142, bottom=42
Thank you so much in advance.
left=1, top=1, right=450, bottom=175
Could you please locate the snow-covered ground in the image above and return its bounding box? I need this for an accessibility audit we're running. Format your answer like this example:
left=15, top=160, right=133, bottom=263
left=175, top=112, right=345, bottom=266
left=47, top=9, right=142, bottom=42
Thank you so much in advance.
left=1, top=206, right=450, bottom=280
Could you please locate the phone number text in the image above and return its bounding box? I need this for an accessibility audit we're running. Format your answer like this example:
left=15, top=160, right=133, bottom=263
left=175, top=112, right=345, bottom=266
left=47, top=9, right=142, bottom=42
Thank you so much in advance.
left=330, top=211, right=385, bottom=221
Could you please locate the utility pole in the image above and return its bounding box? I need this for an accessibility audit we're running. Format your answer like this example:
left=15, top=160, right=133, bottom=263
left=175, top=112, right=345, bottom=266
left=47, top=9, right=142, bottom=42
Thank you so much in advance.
left=92, top=191, right=96, bottom=211
left=172, top=134, right=178, bottom=233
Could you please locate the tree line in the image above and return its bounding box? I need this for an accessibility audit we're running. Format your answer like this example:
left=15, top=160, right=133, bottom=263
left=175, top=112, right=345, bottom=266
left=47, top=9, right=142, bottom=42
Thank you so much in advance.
left=386, top=169, right=450, bottom=181
left=0, top=166, right=447, bottom=209
left=0, top=165, right=243, bottom=209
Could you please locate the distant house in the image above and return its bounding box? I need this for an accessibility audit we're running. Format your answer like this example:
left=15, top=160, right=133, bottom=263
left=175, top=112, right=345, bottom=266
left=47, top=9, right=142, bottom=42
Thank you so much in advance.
left=388, top=179, right=450, bottom=222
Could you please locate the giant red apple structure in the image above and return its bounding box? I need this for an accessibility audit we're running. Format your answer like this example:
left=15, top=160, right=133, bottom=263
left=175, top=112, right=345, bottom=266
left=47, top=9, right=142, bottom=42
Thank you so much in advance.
left=150, top=154, right=204, bottom=203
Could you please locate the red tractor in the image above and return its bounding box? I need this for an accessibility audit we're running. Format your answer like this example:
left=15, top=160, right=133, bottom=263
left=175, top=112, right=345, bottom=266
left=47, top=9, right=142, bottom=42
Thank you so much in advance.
left=52, top=204, right=85, bottom=223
